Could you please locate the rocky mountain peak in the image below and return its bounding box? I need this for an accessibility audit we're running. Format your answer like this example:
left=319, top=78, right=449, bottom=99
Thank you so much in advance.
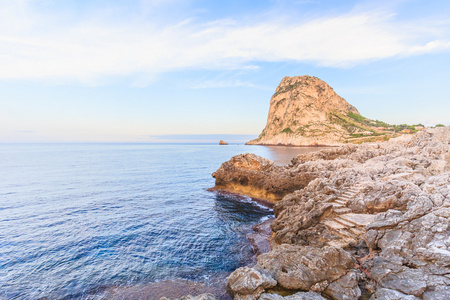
left=247, top=75, right=420, bottom=146
left=247, top=75, right=362, bottom=146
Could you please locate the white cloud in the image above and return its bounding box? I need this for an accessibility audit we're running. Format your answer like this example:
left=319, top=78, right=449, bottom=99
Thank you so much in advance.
left=0, top=1, right=448, bottom=85
left=408, top=40, right=450, bottom=55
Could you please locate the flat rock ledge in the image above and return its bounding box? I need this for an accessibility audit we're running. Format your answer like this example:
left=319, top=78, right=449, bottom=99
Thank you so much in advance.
left=247, top=218, right=275, bottom=256
left=213, top=127, right=450, bottom=299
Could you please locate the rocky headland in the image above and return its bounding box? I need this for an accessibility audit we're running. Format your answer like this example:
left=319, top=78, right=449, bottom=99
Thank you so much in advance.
left=246, top=76, right=418, bottom=146
left=213, top=127, right=450, bottom=299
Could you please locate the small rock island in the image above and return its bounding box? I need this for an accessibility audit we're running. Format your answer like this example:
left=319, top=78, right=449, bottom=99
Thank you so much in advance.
left=219, top=140, right=228, bottom=145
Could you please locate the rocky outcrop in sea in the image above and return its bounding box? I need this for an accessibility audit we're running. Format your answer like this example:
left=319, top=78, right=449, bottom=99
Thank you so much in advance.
left=213, top=127, right=450, bottom=299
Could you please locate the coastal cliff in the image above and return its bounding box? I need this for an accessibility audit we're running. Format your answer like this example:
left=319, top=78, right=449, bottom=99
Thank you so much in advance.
left=214, top=127, right=450, bottom=299
left=246, top=75, right=409, bottom=146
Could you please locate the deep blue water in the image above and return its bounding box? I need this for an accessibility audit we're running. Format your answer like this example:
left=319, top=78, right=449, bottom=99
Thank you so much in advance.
left=0, top=144, right=321, bottom=299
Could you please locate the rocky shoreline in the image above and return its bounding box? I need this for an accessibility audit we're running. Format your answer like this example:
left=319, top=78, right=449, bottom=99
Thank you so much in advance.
left=105, top=128, right=449, bottom=300
left=212, top=127, right=450, bottom=299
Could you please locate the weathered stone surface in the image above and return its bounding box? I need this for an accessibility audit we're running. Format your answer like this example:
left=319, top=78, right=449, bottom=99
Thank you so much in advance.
left=256, top=244, right=356, bottom=290
left=247, top=218, right=274, bottom=256
left=378, top=268, right=427, bottom=296
left=271, top=201, right=334, bottom=245
left=369, top=288, right=420, bottom=300
left=259, top=291, right=326, bottom=300
left=423, top=285, right=450, bottom=300
left=212, top=153, right=318, bottom=202
left=226, top=266, right=276, bottom=300
left=324, top=270, right=361, bottom=300
left=290, top=145, right=359, bottom=164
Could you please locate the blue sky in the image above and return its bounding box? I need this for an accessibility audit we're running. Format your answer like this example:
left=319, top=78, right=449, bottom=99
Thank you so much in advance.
left=0, top=0, right=449, bottom=142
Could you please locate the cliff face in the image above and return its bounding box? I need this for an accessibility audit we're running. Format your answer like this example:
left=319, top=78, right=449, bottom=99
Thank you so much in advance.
left=247, top=75, right=362, bottom=146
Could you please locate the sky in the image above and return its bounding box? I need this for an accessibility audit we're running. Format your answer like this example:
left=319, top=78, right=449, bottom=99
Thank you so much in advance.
left=0, top=0, right=449, bottom=143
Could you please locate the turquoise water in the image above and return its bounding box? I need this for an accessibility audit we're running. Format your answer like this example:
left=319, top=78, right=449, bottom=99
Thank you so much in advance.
left=0, top=144, right=320, bottom=299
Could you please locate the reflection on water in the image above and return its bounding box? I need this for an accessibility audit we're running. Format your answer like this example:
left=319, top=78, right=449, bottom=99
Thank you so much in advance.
left=251, top=146, right=329, bottom=166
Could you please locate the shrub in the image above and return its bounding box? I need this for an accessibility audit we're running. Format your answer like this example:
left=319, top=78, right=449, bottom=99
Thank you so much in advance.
left=281, top=127, right=293, bottom=134
left=347, top=112, right=367, bottom=123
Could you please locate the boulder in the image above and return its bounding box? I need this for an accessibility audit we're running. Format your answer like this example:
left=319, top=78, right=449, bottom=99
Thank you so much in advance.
left=256, top=244, right=356, bottom=290
left=369, top=288, right=420, bottom=300
left=324, top=270, right=361, bottom=300
left=259, top=291, right=326, bottom=300
left=226, top=266, right=276, bottom=300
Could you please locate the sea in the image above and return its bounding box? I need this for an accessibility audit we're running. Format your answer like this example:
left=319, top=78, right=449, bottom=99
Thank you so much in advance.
left=0, top=143, right=324, bottom=299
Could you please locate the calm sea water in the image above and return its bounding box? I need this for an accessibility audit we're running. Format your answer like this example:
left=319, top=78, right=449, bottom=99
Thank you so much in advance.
left=0, top=144, right=322, bottom=299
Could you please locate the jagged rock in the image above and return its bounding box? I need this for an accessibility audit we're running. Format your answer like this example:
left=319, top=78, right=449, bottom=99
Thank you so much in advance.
left=423, top=285, right=450, bottom=300
left=212, top=153, right=318, bottom=202
left=324, top=270, right=361, bottom=300
left=226, top=266, right=276, bottom=300
left=247, top=218, right=274, bottom=256
left=270, top=201, right=334, bottom=245
left=374, top=264, right=428, bottom=296
left=290, top=145, right=359, bottom=164
left=259, top=291, right=326, bottom=300
left=364, top=186, right=450, bottom=297
left=219, top=140, right=228, bottom=145
left=256, top=244, right=356, bottom=290
left=369, top=288, right=420, bottom=299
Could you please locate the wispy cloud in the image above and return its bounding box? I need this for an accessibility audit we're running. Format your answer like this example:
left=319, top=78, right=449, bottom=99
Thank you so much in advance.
left=0, top=1, right=448, bottom=85
left=408, top=40, right=450, bottom=55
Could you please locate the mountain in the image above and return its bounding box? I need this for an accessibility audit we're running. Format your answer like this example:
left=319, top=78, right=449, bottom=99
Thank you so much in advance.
left=246, top=75, right=402, bottom=146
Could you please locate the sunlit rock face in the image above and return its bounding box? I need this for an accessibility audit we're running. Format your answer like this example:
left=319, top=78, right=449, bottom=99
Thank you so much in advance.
left=246, top=75, right=360, bottom=146
left=211, top=153, right=319, bottom=203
